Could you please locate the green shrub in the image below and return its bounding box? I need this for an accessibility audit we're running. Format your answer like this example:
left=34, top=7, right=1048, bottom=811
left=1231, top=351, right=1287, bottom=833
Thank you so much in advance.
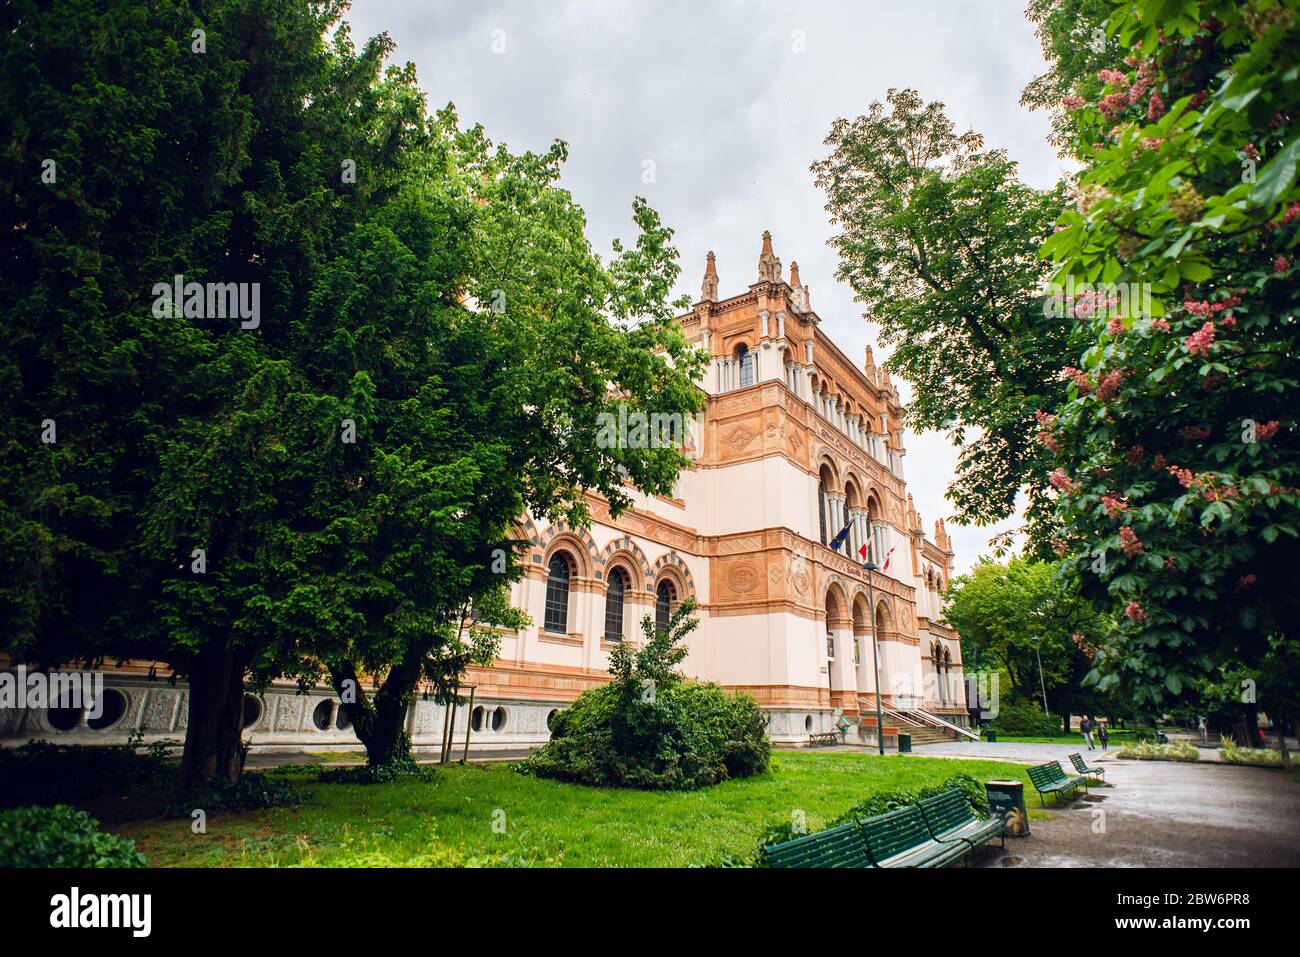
left=1218, top=736, right=1286, bottom=767
left=1117, top=740, right=1199, bottom=762
left=317, top=752, right=437, bottom=784
left=164, top=771, right=300, bottom=817
left=521, top=598, right=771, bottom=790
left=985, top=700, right=1054, bottom=736
left=0, top=740, right=176, bottom=809
left=0, top=804, right=145, bottom=868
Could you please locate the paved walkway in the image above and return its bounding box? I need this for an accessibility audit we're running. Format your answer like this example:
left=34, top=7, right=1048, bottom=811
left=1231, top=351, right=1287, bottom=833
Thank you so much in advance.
left=909, top=742, right=1300, bottom=867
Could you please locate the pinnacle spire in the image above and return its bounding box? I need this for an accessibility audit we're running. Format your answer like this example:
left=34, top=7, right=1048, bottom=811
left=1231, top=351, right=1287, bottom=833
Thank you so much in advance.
left=701, top=250, right=719, bottom=302
left=757, top=230, right=782, bottom=283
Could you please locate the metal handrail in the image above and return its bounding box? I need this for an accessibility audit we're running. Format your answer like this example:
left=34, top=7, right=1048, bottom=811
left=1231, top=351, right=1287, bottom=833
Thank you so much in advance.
left=909, top=705, right=980, bottom=740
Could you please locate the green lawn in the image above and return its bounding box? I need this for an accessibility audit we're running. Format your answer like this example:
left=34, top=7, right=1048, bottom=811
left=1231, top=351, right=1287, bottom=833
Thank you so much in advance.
left=115, top=752, right=1034, bottom=867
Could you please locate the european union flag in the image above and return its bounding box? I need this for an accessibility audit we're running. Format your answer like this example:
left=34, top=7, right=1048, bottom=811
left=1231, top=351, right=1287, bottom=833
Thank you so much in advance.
left=828, top=517, right=854, bottom=553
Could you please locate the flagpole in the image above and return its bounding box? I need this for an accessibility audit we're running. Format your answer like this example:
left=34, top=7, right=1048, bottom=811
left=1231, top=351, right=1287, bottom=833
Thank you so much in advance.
left=864, top=541, right=885, bottom=756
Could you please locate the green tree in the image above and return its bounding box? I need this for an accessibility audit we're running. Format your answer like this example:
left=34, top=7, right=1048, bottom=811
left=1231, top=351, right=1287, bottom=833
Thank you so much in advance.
left=812, top=89, right=1069, bottom=528
left=1029, top=0, right=1300, bottom=710
left=0, top=1, right=705, bottom=786
left=0, top=0, right=425, bottom=788
left=266, top=121, right=706, bottom=769
left=945, top=557, right=1113, bottom=730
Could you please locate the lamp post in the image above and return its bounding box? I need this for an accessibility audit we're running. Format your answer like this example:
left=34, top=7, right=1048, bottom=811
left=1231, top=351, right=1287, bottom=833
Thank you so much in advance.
left=864, top=543, right=885, bottom=756
left=1031, top=635, right=1052, bottom=739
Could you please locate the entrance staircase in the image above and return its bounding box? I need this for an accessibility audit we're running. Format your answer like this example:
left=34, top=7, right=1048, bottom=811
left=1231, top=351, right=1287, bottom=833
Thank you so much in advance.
left=858, top=697, right=976, bottom=746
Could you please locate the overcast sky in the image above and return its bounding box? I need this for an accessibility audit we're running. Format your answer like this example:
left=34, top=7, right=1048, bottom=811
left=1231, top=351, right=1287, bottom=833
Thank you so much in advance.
left=345, top=0, right=1071, bottom=574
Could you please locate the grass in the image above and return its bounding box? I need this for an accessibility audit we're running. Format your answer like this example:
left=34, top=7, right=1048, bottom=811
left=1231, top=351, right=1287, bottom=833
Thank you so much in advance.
left=113, top=751, right=1035, bottom=868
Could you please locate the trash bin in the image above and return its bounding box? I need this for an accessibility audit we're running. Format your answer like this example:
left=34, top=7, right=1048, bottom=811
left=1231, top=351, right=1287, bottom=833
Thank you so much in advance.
left=985, top=729, right=998, bottom=742
left=985, top=779, right=1029, bottom=838
left=898, top=733, right=912, bottom=753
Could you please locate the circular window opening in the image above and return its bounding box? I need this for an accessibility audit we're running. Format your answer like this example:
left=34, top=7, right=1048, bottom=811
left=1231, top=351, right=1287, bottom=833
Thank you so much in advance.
left=546, top=709, right=559, bottom=731
left=804, top=714, right=814, bottom=733
left=241, top=694, right=263, bottom=730
left=312, top=700, right=334, bottom=731
left=336, top=704, right=353, bottom=730
left=471, top=705, right=485, bottom=732
left=87, top=689, right=127, bottom=731
left=47, top=704, right=82, bottom=732
left=491, top=707, right=507, bottom=732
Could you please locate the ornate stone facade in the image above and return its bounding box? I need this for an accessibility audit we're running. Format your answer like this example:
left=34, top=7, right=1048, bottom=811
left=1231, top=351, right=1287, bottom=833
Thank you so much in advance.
left=1, top=232, right=966, bottom=755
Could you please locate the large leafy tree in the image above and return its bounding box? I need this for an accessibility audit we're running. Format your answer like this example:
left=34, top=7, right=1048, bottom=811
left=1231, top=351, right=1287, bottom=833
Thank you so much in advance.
left=1030, top=0, right=1300, bottom=710
left=945, top=557, right=1113, bottom=729
left=1, top=0, right=704, bottom=786
left=266, top=123, right=706, bottom=769
left=812, top=89, right=1068, bottom=527
left=0, top=0, right=420, bottom=787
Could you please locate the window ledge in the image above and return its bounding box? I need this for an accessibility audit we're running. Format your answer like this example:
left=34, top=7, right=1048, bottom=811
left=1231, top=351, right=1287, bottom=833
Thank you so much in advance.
left=539, top=630, right=583, bottom=647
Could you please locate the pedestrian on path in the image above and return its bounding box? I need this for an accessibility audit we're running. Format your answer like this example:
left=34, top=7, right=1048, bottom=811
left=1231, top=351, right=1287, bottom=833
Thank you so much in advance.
left=1098, top=721, right=1109, bottom=750
left=1198, top=715, right=1208, bottom=744
left=1081, top=715, right=1095, bottom=750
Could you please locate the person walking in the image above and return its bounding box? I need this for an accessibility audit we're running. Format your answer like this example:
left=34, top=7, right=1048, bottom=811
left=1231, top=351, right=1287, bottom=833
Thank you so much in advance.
left=1081, top=715, right=1095, bottom=750
left=1098, top=721, right=1109, bottom=751
left=1198, top=715, right=1208, bottom=745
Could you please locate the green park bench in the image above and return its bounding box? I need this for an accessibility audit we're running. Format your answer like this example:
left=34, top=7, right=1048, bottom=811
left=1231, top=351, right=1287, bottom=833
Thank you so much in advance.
left=1068, top=752, right=1105, bottom=782
left=807, top=731, right=841, bottom=747
left=761, top=822, right=872, bottom=868
left=856, top=805, right=971, bottom=868
left=1027, top=761, right=1086, bottom=807
left=917, top=788, right=1006, bottom=851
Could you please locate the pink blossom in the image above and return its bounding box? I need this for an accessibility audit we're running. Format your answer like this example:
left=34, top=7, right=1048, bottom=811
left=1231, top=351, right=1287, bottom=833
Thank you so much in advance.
left=1147, top=91, right=1165, bottom=121
left=1100, top=92, right=1129, bottom=119
left=1275, top=255, right=1290, bottom=273
left=1185, top=321, right=1216, bottom=356
left=1096, top=369, right=1126, bottom=401
left=1107, top=316, right=1125, bottom=336
left=1120, top=526, right=1144, bottom=557
left=1049, top=469, right=1081, bottom=495
left=1150, top=317, right=1171, bottom=332
left=1060, top=366, right=1094, bottom=394
left=1125, top=601, right=1147, bottom=624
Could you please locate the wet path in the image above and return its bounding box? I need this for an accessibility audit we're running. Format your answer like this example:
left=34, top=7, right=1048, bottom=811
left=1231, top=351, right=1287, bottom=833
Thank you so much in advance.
left=908, top=743, right=1300, bottom=867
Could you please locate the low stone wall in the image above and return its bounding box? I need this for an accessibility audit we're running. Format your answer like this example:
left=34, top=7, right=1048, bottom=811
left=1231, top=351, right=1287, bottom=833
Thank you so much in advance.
left=0, top=672, right=841, bottom=754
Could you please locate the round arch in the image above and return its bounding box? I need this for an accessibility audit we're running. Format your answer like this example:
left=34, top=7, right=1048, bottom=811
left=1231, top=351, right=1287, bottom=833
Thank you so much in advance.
left=595, top=535, right=653, bottom=590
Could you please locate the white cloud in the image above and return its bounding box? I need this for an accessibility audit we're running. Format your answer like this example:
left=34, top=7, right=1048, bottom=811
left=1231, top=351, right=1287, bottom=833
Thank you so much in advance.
left=346, top=0, right=1058, bottom=572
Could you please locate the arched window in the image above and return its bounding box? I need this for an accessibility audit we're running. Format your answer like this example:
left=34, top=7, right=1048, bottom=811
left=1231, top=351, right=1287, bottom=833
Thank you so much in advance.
left=738, top=344, right=755, bottom=387
left=655, top=579, right=677, bottom=633
left=817, top=477, right=828, bottom=544
left=544, top=553, right=572, bottom=634
left=604, top=567, right=627, bottom=642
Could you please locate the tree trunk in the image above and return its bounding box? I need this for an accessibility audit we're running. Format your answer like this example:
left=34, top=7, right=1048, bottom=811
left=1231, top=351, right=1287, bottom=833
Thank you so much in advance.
left=330, top=643, right=426, bottom=767
left=179, top=642, right=248, bottom=792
